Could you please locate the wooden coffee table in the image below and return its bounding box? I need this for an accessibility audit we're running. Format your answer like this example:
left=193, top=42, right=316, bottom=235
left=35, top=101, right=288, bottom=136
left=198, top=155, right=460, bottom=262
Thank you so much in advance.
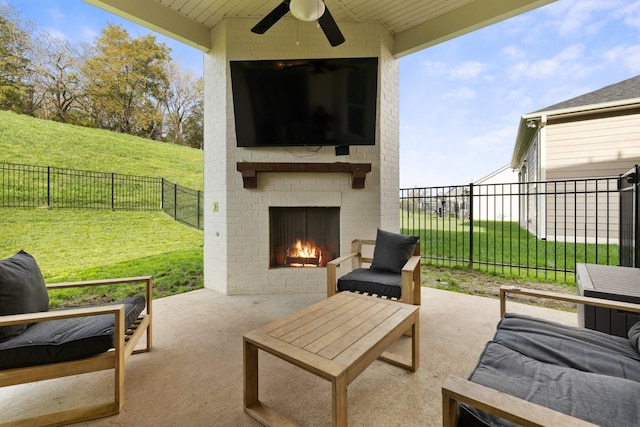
left=243, top=292, right=419, bottom=426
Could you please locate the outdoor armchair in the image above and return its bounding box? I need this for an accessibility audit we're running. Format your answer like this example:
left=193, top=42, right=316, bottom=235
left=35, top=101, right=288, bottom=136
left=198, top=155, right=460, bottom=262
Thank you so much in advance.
left=0, top=250, right=152, bottom=426
left=326, top=229, right=421, bottom=305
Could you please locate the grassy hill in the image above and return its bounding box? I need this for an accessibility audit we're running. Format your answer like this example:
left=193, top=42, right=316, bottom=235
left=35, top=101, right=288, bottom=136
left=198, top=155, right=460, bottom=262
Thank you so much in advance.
left=0, top=110, right=203, bottom=189
left=1, top=112, right=204, bottom=305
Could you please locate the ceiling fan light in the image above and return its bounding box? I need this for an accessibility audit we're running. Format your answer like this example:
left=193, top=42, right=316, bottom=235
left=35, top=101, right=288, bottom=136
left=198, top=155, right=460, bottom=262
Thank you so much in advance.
left=290, top=0, right=325, bottom=21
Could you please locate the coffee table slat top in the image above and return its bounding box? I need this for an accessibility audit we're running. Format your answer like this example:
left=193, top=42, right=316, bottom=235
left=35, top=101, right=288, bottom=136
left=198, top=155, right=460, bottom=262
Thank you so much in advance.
left=244, top=292, right=418, bottom=383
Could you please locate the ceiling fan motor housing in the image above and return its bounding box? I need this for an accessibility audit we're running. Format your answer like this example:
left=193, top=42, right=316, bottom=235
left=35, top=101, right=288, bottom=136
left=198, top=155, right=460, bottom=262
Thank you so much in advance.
left=290, top=0, right=326, bottom=21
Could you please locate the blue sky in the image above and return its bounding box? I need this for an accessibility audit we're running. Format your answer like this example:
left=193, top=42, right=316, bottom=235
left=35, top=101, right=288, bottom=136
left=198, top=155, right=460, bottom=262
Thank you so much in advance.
left=6, top=0, right=640, bottom=187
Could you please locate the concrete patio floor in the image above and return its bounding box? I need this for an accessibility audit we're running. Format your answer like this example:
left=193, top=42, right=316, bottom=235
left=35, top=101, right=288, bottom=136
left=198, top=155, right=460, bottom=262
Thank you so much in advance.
left=1, top=286, right=576, bottom=427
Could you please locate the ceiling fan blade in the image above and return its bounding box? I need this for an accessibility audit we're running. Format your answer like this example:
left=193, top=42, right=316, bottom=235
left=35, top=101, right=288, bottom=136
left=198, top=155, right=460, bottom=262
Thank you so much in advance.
left=251, top=1, right=291, bottom=34
left=318, top=5, right=345, bottom=47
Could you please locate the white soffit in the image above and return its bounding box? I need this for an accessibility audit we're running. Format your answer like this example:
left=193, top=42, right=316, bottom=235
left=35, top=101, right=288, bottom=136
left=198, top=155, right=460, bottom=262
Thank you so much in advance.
left=84, top=0, right=555, bottom=56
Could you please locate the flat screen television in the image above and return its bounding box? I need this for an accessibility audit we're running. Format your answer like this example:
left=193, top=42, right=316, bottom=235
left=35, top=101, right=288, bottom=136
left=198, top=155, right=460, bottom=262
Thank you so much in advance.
left=230, top=57, right=378, bottom=147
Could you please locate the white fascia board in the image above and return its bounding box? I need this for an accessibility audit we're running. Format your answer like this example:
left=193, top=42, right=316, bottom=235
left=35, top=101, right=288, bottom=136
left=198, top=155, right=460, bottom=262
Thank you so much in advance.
left=84, top=0, right=211, bottom=52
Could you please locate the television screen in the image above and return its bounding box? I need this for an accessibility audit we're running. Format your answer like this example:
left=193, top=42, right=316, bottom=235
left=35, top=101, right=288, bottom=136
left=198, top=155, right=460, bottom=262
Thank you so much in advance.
left=230, top=57, right=378, bottom=147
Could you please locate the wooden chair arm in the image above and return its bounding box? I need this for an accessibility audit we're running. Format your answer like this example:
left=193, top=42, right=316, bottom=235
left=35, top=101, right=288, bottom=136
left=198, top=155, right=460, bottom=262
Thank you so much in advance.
left=46, top=275, right=153, bottom=290
left=0, top=304, right=125, bottom=327
left=499, top=285, right=640, bottom=317
left=327, top=252, right=359, bottom=297
left=327, top=252, right=360, bottom=267
left=401, top=255, right=421, bottom=305
left=442, top=375, right=596, bottom=427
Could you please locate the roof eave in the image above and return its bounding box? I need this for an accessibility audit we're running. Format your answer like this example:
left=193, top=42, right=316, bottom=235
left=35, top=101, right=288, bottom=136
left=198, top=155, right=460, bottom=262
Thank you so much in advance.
left=393, top=0, right=555, bottom=57
left=511, top=97, right=640, bottom=169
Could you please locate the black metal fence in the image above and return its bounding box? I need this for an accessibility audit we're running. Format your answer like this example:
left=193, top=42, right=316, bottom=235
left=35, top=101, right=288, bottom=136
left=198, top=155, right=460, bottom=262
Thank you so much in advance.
left=162, top=179, right=203, bottom=230
left=400, top=175, right=621, bottom=282
left=619, top=165, right=640, bottom=267
left=1, top=162, right=203, bottom=230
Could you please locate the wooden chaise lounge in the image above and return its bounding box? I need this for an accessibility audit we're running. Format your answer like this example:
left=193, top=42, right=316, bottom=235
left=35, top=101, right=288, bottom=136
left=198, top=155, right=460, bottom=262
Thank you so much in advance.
left=0, top=251, right=152, bottom=426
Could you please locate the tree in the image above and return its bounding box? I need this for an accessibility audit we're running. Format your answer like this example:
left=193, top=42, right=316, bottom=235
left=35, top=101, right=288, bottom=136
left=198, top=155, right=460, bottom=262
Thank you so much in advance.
left=82, top=24, right=170, bottom=137
left=163, top=62, right=203, bottom=148
left=0, top=5, right=33, bottom=112
left=29, top=35, right=84, bottom=123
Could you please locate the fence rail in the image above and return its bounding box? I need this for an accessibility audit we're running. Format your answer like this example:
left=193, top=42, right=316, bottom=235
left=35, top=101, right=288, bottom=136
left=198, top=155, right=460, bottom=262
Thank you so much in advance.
left=400, top=175, right=621, bottom=282
left=1, top=162, right=203, bottom=230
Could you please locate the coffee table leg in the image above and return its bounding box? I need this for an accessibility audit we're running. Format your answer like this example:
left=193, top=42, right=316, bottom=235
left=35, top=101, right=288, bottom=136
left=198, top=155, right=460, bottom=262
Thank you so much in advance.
left=411, top=312, right=420, bottom=372
left=243, top=337, right=259, bottom=410
left=332, top=373, right=348, bottom=427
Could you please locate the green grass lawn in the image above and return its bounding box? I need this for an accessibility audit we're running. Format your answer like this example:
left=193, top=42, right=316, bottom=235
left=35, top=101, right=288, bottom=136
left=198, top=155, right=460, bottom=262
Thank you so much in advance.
left=1, top=112, right=205, bottom=306
left=402, top=211, right=618, bottom=285
left=0, top=110, right=203, bottom=189
left=1, top=208, right=203, bottom=307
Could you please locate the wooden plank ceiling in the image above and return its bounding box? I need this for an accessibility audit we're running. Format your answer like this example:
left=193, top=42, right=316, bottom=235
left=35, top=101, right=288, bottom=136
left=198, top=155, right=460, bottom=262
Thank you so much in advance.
left=84, top=0, right=555, bottom=56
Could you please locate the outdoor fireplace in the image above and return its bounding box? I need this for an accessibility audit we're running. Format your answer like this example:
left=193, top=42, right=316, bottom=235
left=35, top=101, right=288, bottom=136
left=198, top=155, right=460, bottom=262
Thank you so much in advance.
left=269, top=207, right=340, bottom=268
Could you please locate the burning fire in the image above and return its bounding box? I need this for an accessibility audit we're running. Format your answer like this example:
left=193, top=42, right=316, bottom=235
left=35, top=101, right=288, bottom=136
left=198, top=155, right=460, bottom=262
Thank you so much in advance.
left=287, top=239, right=323, bottom=267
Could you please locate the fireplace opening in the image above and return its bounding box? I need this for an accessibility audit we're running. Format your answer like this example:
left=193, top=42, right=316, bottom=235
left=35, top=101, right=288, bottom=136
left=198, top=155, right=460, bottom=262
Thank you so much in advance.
left=269, top=207, right=340, bottom=268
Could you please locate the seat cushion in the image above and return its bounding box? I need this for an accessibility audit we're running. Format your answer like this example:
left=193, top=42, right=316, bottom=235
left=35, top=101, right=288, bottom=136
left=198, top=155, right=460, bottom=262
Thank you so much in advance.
left=0, top=250, right=49, bottom=341
left=337, top=268, right=401, bottom=299
left=370, top=229, right=418, bottom=274
left=459, top=341, right=640, bottom=427
left=493, top=313, right=640, bottom=381
left=0, top=296, right=146, bottom=370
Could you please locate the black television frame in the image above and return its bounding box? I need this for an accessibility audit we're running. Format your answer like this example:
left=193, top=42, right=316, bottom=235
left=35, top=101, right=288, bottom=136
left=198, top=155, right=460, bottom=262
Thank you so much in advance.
left=230, top=57, right=379, bottom=148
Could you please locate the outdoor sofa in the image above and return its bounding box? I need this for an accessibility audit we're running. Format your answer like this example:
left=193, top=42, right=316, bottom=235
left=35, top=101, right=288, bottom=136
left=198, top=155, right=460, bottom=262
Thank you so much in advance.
left=443, top=285, right=640, bottom=427
left=0, top=250, right=152, bottom=426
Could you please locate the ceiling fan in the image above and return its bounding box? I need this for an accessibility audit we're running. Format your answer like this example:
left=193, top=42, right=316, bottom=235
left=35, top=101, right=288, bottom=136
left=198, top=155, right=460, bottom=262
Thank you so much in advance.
left=251, top=0, right=345, bottom=47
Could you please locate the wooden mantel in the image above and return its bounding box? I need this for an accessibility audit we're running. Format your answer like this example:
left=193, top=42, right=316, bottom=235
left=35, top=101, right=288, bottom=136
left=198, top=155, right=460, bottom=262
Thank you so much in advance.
left=236, top=162, right=372, bottom=189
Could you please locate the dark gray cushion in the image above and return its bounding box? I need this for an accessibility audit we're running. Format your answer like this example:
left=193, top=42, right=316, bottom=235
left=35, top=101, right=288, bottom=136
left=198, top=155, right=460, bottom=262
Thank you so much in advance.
left=629, top=320, right=640, bottom=351
left=0, top=250, right=49, bottom=341
left=370, top=229, right=418, bottom=273
left=459, top=341, right=640, bottom=427
left=493, top=313, right=640, bottom=382
left=0, top=296, right=146, bottom=370
left=337, top=268, right=402, bottom=299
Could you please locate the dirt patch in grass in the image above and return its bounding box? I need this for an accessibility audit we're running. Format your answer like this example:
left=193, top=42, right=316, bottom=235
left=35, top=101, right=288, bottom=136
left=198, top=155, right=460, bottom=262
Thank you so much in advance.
left=422, top=266, right=577, bottom=311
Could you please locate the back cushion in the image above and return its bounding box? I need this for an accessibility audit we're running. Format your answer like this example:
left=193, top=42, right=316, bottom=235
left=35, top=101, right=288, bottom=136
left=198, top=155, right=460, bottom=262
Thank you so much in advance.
left=0, top=250, right=49, bottom=341
left=371, top=228, right=419, bottom=273
left=629, top=321, right=640, bottom=352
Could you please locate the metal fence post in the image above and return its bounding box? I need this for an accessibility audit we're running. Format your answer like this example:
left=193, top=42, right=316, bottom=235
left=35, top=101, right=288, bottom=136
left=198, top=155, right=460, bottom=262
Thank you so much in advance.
left=468, top=183, right=474, bottom=269
left=47, top=166, right=51, bottom=208
left=111, top=172, right=115, bottom=211
left=174, top=183, right=178, bottom=221
left=197, top=190, right=202, bottom=229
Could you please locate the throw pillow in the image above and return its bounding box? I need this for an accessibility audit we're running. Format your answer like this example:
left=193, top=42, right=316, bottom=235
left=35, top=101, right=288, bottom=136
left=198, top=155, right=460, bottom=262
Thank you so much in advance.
left=628, top=321, right=640, bottom=351
left=0, top=250, right=49, bottom=341
left=370, top=228, right=419, bottom=274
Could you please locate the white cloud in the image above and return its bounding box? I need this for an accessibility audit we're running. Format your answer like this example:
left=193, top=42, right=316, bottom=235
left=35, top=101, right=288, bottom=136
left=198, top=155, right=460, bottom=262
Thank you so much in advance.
left=419, top=60, right=447, bottom=76
left=43, top=28, right=68, bottom=41
left=467, top=126, right=515, bottom=151
left=547, top=0, right=621, bottom=36
left=450, top=61, right=487, bottom=80
left=507, top=44, right=587, bottom=80
left=604, top=44, right=640, bottom=73
left=444, top=87, right=476, bottom=100
left=80, top=26, right=99, bottom=43
left=501, top=45, right=525, bottom=61
left=619, top=1, right=640, bottom=29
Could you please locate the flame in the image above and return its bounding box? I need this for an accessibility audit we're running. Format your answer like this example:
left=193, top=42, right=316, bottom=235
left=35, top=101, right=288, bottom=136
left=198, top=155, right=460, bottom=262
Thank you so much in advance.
left=288, top=240, right=317, bottom=258
left=287, top=239, right=323, bottom=267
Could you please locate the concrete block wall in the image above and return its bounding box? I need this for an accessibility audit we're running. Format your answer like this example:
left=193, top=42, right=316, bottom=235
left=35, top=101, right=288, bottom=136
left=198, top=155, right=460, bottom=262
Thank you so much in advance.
left=203, top=17, right=399, bottom=295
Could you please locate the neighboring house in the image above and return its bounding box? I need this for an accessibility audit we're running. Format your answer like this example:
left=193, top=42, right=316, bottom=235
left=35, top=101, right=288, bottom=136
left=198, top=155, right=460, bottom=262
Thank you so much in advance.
left=472, top=165, right=519, bottom=221
left=511, top=75, right=640, bottom=243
